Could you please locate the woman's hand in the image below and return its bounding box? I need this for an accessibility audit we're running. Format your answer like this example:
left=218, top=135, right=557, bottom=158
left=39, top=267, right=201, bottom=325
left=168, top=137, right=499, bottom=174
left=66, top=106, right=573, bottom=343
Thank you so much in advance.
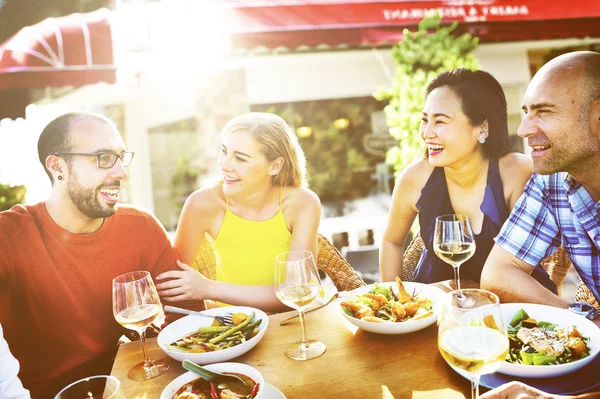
left=480, top=381, right=567, bottom=399
left=155, top=260, right=213, bottom=302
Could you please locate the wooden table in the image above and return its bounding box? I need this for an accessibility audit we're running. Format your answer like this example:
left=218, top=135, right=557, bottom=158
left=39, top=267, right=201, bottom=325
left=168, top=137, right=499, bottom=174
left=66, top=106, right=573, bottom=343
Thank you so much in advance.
left=111, top=302, right=471, bottom=398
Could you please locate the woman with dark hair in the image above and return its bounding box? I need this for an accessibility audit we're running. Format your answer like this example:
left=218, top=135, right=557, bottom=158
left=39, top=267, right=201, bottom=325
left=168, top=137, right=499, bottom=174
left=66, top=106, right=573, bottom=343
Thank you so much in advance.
left=380, top=68, right=555, bottom=290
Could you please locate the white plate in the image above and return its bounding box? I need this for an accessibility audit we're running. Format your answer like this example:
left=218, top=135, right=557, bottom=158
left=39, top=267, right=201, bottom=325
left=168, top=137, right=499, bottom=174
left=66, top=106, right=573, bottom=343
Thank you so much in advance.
left=497, top=303, right=600, bottom=378
left=158, top=306, right=269, bottom=364
left=160, top=363, right=265, bottom=399
left=263, top=382, right=286, bottom=399
left=338, top=281, right=446, bottom=334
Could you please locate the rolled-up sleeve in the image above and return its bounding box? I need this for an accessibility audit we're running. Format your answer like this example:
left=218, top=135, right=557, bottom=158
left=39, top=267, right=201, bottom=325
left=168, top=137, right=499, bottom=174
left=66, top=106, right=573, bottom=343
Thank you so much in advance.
left=495, top=174, right=560, bottom=266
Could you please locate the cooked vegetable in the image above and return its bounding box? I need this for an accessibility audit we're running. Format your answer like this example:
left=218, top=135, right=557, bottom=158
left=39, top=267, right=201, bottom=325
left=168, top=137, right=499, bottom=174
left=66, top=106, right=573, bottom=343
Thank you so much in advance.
left=168, top=312, right=261, bottom=353
left=232, top=312, right=250, bottom=326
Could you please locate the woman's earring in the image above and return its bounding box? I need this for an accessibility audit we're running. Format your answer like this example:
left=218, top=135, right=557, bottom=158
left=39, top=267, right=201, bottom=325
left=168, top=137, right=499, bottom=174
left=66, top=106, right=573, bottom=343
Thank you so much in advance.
left=478, top=134, right=486, bottom=144
left=57, top=175, right=63, bottom=181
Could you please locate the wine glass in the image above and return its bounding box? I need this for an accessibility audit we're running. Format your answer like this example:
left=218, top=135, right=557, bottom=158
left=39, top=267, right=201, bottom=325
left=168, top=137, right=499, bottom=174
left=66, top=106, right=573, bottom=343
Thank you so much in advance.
left=434, top=214, right=476, bottom=293
left=112, top=271, right=170, bottom=380
left=54, top=375, right=125, bottom=399
left=438, top=289, right=509, bottom=399
left=274, top=250, right=327, bottom=361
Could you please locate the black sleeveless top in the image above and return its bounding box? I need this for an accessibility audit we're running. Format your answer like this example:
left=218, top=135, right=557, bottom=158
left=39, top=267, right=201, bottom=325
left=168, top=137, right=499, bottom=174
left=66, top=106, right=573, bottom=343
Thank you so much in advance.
left=411, top=158, right=556, bottom=293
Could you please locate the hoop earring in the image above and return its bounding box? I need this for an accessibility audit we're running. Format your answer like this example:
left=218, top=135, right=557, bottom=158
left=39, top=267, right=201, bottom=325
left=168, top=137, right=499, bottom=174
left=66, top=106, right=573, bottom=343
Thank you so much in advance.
left=57, top=175, right=63, bottom=181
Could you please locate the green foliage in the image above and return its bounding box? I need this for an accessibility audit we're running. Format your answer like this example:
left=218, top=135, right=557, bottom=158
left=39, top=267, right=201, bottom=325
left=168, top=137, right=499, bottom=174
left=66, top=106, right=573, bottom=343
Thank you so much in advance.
left=374, top=13, right=480, bottom=173
left=0, top=183, right=26, bottom=212
left=253, top=97, right=385, bottom=202
left=170, top=156, right=201, bottom=219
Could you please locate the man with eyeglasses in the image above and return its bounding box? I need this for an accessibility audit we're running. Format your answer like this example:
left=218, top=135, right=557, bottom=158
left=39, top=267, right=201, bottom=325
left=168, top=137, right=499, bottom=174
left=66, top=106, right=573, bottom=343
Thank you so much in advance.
left=0, top=112, right=180, bottom=398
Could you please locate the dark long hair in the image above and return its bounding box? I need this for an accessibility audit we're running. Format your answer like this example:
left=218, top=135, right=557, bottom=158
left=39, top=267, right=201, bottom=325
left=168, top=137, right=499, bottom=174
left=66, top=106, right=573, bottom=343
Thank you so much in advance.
left=422, top=68, right=515, bottom=159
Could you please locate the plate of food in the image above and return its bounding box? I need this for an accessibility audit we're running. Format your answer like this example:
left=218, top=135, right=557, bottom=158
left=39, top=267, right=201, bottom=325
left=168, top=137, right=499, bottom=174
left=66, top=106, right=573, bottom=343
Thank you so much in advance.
left=158, top=306, right=269, bottom=365
left=496, top=303, right=599, bottom=378
left=338, top=278, right=446, bottom=334
left=475, top=354, right=600, bottom=395
left=160, top=362, right=265, bottom=399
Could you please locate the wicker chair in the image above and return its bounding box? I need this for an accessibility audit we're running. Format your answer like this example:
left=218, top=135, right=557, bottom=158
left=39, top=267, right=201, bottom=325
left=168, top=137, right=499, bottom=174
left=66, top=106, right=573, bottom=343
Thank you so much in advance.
left=401, top=233, right=571, bottom=294
left=192, top=233, right=366, bottom=292
left=575, top=279, right=600, bottom=312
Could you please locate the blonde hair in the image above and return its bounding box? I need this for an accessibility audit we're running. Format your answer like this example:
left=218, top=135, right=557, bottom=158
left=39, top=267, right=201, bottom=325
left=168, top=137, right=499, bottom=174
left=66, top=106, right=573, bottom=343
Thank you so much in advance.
left=222, top=112, right=307, bottom=187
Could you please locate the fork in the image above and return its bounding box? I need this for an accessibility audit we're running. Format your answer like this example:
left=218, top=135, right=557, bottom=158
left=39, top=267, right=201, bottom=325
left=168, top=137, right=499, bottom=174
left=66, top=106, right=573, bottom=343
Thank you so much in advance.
left=164, top=305, right=234, bottom=325
left=279, top=290, right=353, bottom=326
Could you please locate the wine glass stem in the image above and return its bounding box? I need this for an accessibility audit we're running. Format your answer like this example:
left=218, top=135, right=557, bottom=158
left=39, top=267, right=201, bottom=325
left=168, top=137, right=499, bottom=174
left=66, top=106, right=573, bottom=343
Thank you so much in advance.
left=454, top=264, right=462, bottom=292
left=139, top=327, right=153, bottom=369
left=297, top=309, right=310, bottom=349
left=471, top=375, right=480, bottom=399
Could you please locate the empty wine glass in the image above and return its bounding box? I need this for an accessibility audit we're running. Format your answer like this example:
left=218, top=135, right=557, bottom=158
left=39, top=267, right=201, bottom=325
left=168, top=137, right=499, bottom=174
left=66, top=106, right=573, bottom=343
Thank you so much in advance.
left=438, top=289, right=508, bottom=399
left=434, top=214, right=476, bottom=293
left=112, top=271, right=169, bottom=380
left=54, top=375, right=125, bottom=399
left=274, top=250, right=326, bottom=360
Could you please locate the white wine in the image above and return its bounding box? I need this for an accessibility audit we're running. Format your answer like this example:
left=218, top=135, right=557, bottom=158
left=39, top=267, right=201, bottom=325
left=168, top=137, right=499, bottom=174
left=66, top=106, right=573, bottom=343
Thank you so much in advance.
left=439, top=326, right=509, bottom=376
left=434, top=242, right=476, bottom=267
left=276, top=284, right=320, bottom=310
left=115, top=303, right=161, bottom=331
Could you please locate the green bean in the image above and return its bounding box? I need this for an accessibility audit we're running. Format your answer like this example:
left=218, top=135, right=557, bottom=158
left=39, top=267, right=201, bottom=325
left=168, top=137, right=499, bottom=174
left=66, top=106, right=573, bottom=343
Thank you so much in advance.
left=209, top=312, right=255, bottom=344
left=196, top=326, right=232, bottom=334
left=242, top=319, right=262, bottom=340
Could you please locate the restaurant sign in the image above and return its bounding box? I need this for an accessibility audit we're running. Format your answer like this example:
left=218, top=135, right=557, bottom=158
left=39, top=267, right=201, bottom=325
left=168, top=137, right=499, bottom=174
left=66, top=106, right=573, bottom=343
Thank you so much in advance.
left=225, top=0, right=600, bottom=34
left=383, top=4, right=530, bottom=23
left=363, top=134, right=398, bottom=158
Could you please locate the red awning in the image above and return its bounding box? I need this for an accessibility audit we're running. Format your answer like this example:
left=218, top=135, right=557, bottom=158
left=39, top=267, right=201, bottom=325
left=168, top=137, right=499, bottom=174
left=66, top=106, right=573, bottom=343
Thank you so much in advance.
left=0, top=8, right=115, bottom=89
left=221, top=0, right=600, bottom=50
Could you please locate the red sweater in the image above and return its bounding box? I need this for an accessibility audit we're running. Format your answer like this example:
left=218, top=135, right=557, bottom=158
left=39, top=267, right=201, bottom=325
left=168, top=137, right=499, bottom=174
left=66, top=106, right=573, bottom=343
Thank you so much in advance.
left=0, top=203, right=179, bottom=398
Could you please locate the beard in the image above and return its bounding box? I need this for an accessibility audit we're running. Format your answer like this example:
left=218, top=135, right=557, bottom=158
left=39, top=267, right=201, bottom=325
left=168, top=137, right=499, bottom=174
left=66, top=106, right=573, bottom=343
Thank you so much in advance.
left=67, top=172, right=118, bottom=219
left=533, top=121, right=599, bottom=175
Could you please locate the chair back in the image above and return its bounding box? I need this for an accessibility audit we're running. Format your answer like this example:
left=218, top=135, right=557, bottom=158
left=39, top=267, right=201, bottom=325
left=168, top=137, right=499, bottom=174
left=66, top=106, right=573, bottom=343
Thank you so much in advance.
left=575, top=279, right=600, bottom=311
left=402, top=233, right=425, bottom=281
left=317, top=235, right=366, bottom=291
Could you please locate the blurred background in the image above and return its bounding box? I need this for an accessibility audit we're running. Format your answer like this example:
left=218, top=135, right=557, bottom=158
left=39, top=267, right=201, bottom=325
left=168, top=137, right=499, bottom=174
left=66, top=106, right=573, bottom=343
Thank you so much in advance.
left=0, top=0, right=598, bottom=287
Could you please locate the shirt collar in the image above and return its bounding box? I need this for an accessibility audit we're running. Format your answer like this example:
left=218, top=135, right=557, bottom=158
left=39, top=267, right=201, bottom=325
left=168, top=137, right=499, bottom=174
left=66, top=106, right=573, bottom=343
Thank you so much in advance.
left=563, top=173, right=581, bottom=194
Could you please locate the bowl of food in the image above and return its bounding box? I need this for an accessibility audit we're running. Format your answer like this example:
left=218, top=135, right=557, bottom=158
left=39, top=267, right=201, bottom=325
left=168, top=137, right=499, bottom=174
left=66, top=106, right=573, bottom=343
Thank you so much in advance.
left=160, top=362, right=264, bottom=399
left=158, top=306, right=269, bottom=365
left=497, top=303, right=600, bottom=378
left=338, top=278, right=446, bottom=334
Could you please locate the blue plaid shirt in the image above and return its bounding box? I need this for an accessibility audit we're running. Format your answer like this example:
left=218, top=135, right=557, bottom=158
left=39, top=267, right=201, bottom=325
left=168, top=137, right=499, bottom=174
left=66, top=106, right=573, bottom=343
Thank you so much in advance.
left=495, top=172, right=600, bottom=302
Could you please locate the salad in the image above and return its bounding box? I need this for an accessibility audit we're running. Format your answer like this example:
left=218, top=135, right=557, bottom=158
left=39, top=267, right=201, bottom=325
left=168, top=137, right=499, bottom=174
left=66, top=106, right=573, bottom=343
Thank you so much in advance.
left=506, top=308, right=590, bottom=366
left=341, top=277, right=433, bottom=323
left=167, top=312, right=262, bottom=353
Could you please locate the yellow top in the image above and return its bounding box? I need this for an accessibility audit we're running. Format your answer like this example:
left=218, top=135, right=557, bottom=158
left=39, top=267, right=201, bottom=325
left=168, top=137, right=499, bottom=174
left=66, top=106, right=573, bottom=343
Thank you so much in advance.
left=211, top=187, right=291, bottom=286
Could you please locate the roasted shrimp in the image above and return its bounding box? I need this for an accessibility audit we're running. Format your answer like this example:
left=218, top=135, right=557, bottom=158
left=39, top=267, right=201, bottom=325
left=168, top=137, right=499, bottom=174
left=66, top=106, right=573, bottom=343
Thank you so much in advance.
left=395, top=277, right=413, bottom=303
left=362, top=293, right=388, bottom=311
left=341, top=301, right=374, bottom=319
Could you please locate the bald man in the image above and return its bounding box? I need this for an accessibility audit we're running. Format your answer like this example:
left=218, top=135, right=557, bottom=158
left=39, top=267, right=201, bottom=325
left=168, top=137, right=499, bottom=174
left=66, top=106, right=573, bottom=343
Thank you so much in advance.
left=481, top=51, right=600, bottom=325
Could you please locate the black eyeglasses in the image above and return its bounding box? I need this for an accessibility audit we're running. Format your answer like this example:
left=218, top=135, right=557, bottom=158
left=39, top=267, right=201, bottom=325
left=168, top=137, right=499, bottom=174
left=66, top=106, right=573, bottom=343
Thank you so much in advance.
left=53, top=151, right=135, bottom=169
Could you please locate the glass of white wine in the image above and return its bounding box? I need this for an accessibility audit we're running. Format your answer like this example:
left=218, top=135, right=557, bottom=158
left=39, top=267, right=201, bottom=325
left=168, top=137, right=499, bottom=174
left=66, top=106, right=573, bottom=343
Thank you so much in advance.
left=434, top=214, right=476, bottom=293
left=112, top=270, right=169, bottom=380
left=438, top=289, right=508, bottom=399
left=274, top=250, right=326, bottom=361
left=54, top=375, right=125, bottom=399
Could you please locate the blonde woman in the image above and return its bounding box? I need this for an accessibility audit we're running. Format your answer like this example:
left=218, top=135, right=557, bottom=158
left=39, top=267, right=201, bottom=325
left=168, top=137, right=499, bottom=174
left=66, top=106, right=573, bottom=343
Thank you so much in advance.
left=156, top=113, right=320, bottom=312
